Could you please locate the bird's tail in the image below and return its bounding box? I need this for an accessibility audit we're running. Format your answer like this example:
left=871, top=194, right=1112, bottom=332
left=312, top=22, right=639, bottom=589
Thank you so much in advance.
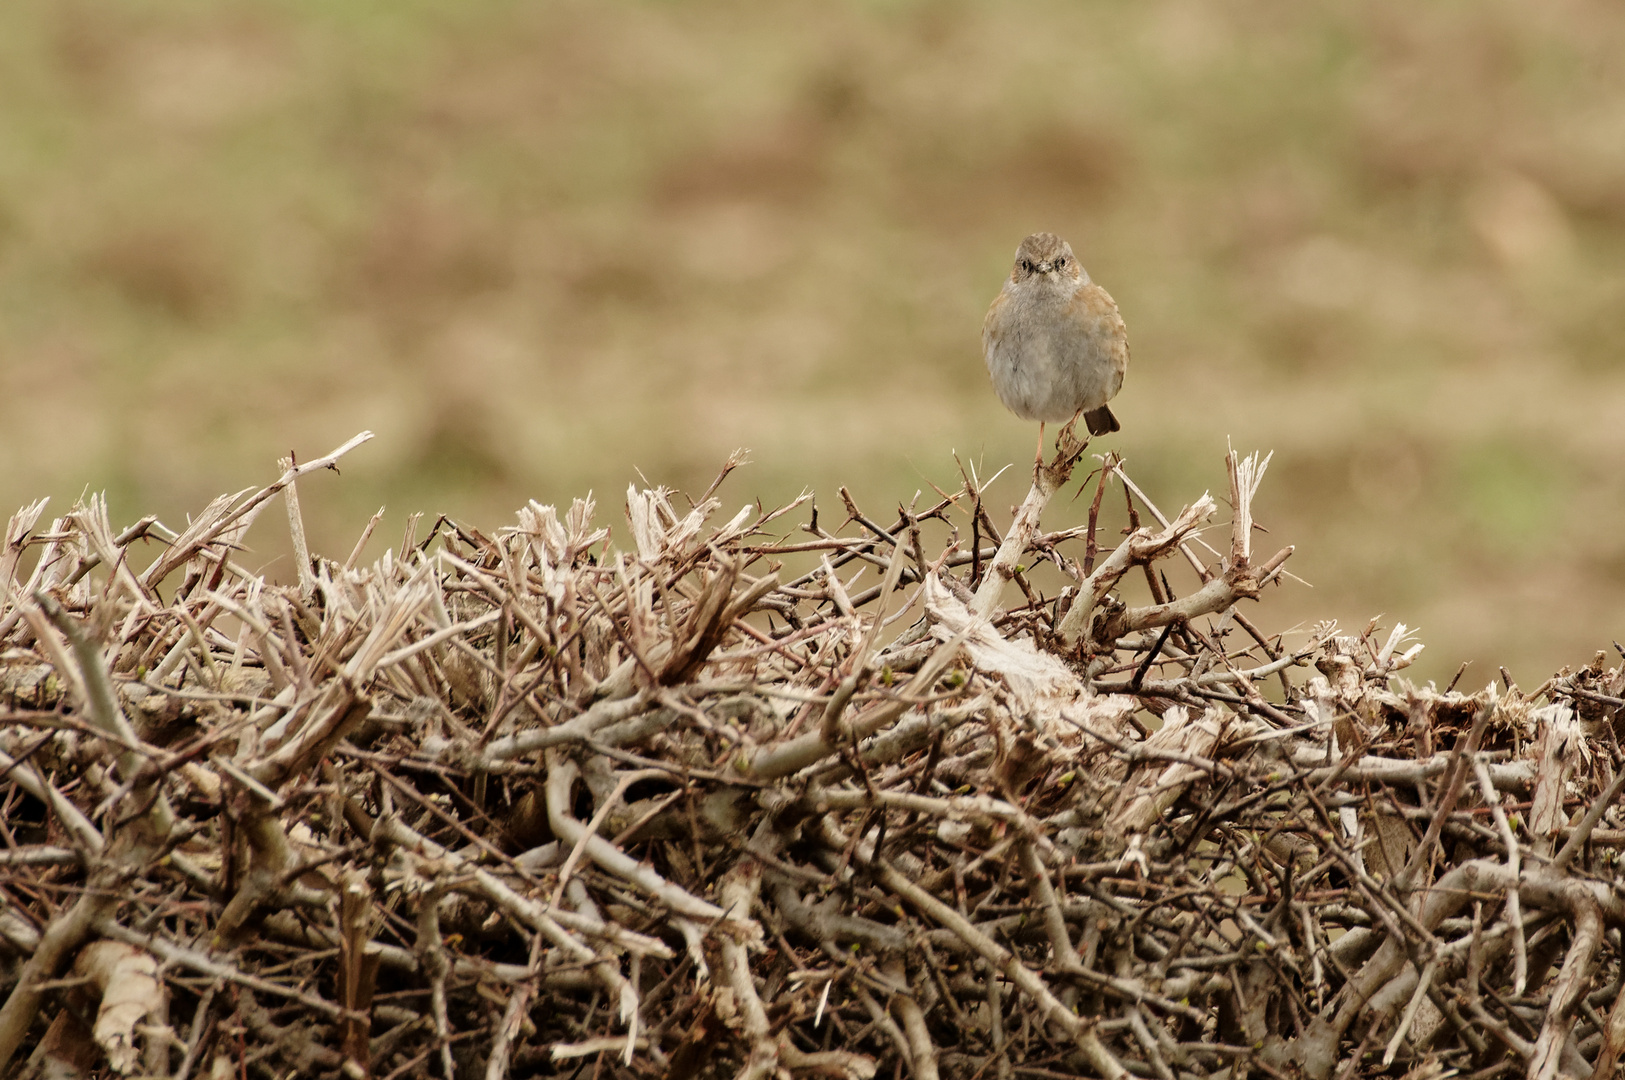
left=1084, top=405, right=1120, bottom=436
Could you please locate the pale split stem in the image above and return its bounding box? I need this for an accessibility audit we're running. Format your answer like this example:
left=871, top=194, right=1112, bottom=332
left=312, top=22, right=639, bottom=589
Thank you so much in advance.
left=971, top=427, right=1090, bottom=620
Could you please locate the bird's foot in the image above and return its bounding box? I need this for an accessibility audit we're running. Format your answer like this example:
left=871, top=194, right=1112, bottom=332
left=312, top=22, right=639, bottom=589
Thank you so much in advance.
left=1052, top=420, right=1089, bottom=466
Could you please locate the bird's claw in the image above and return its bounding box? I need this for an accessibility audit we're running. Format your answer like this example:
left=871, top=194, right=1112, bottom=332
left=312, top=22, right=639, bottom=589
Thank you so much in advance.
left=1053, top=422, right=1088, bottom=464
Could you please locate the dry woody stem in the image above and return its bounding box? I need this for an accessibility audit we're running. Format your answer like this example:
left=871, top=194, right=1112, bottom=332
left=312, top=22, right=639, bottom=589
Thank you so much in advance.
left=0, top=431, right=1623, bottom=1080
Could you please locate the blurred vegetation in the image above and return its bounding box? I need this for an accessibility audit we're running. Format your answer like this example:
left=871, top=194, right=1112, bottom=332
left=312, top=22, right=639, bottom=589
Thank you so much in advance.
left=1, top=0, right=1622, bottom=686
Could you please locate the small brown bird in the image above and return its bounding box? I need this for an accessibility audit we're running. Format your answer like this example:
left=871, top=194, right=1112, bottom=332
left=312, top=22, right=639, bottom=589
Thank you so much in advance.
left=982, top=232, right=1130, bottom=463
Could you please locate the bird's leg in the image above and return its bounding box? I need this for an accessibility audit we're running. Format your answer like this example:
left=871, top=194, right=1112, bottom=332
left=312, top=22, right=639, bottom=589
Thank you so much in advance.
left=1053, top=409, right=1090, bottom=463
left=1035, top=422, right=1046, bottom=470
left=1053, top=404, right=1092, bottom=454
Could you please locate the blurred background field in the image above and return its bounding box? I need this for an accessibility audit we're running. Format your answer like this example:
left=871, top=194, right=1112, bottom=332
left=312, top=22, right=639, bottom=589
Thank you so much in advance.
left=1, top=0, right=1622, bottom=687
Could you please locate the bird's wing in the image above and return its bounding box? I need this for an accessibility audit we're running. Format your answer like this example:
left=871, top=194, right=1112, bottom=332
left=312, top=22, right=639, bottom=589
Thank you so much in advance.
left=982, top=288, right=1010, bottom=358
left=1069, top=283, right=1129, bottom=391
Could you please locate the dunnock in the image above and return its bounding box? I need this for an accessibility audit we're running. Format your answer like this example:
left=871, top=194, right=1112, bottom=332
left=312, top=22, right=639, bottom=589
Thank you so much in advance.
left=983, top=232, right=1129, bottom=463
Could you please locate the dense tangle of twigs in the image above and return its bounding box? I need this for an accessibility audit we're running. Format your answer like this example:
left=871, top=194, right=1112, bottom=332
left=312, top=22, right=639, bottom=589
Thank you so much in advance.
left=1, top=429, right=1623, bottom=1080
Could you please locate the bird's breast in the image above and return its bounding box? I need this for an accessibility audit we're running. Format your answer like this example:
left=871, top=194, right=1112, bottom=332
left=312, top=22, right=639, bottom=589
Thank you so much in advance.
left=983, top=283, right=1125, bottom=422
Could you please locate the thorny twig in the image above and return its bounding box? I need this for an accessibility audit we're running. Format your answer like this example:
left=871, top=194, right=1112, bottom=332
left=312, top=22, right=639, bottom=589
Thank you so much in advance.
left=0, top=433, right=1621, bottom=1080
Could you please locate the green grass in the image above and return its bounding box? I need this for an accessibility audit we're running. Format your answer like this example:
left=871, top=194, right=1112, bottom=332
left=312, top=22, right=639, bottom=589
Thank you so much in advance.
left=3, top=0, right=1624, bottom=685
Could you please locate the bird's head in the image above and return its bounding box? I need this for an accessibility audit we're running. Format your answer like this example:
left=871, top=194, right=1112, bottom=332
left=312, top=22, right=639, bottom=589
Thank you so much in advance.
left=1011, top=232, right=1086, bottom=286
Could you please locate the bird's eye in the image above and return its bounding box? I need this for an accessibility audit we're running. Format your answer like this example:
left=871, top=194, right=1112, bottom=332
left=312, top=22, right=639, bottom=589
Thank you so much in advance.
left=1020, top=260, right=1032, bottom=273
left=1055, top=257, right=1067, bottom=268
